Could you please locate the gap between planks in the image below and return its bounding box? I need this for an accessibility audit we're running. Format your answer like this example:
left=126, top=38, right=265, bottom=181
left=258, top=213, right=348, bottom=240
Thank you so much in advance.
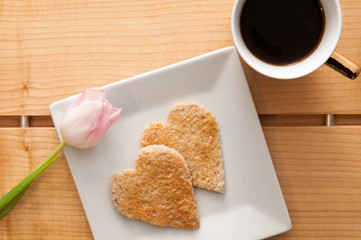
left=260, top=114, right=361, bottom=127
left=0, top=114, right=361, bottom=128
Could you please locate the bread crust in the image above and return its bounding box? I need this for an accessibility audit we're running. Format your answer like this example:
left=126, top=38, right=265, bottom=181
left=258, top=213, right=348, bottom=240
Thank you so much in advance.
left=140, top=101, right=225, bottom=193
left=110, top=145, right=200, bottom=229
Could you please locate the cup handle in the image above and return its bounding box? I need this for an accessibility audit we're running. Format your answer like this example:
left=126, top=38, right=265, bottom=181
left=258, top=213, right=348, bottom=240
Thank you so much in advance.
left=325, top=51, right=361, bottom=80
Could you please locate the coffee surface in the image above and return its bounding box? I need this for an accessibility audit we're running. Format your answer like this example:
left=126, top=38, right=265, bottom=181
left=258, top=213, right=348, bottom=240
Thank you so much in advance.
left=240, top=0, right=324, bottom=65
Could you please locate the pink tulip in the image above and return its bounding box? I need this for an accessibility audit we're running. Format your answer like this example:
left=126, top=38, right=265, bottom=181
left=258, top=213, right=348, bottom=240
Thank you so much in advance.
left=0, top=87, right=122, bottom=219
left=60, top=88, right=122, bottom=148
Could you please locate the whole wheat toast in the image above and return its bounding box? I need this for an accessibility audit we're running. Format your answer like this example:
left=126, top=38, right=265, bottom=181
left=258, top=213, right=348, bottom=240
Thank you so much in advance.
left=110, top=145, right=200, bottom=229
left=140, top=101, right=225, bottom=193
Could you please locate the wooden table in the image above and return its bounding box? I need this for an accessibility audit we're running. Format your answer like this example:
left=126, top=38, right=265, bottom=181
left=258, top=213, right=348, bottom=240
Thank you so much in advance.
left=1, top=0, right=360, bottom=239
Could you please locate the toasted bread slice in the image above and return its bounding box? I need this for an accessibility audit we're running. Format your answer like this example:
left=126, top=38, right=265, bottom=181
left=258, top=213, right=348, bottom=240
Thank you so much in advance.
left=140, top=101, right=225, bottom=193
left=110, top=145, right=200, bottom=229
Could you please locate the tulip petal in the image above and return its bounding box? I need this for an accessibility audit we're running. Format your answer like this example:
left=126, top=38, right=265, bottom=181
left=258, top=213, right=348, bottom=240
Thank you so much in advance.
left=67, top=88, right=105, bottom=111
left=60, top=87, right=121, bottom=148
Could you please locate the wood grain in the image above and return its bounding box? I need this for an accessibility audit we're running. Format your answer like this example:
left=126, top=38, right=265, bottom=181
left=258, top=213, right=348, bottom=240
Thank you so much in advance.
left=0, top=0, right=234, bottom=115
left=1, top=127, right=361, bottom=239
left=0, top=0, right=360, bottom=115
left=1, top=0, right=361, bottom=239
left=0, top=128, right=92, bottom=239
left=267, top=127, right=361, bottom=239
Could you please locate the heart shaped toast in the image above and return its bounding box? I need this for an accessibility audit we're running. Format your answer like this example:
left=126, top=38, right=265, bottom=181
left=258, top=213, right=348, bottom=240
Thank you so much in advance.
left=110, top=145, right=200, bottom=229
left=140, top=101, right=225, bottom=193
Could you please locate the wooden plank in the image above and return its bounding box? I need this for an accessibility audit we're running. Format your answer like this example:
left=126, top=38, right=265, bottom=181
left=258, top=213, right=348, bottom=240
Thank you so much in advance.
left=0, top=0, right=234, bottom=116
left=1, top=127, right=361, bottom=239
left=0, top=0, right=360, bottom=116
left=267, top=126, right=361, bottom=239
left=0, top=128, right=92, bottom=239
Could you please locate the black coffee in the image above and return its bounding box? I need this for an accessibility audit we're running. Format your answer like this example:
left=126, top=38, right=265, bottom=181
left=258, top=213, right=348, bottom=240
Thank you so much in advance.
left=240, top=0, right=324, bottom=65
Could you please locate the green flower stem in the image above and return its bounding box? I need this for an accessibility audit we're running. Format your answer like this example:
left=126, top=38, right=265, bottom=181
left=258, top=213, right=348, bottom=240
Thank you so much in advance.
left=0, top=186, right=29, bottom=218
left=0, top=153, right=61, bottom=218
left=0, top=141, right=67, bottom=218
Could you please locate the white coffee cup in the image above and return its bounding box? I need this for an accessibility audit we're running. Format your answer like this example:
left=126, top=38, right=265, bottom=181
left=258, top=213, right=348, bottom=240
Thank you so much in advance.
left=231, top=0, right=360, bottom=79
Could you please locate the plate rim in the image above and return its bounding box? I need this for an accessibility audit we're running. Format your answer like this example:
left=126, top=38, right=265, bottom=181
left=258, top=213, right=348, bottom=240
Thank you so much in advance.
left=49, top=46, right=292, bottom=239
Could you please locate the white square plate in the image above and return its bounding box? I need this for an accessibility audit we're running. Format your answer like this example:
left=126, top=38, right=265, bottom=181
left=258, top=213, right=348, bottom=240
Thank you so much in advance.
left=50, top=47, right=292, bottom=240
